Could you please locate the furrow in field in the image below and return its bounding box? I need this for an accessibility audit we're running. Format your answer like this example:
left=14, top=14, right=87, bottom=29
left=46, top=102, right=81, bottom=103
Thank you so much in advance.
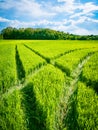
left=1, top=63, right=47, bottom=98
left=57, top=52, right=95, bottom=129
left=2, top=43, right=49, bottom=97
left=51, top=47, right=90, bottom=61
left=24, top=44, right=51, bottom=63
left=24, top=44, right=90, bottom=64
left=53, top=50, right=97, bottom=77
left=80, top=51, right=98, bottom=93
left=23, top=44, right=73, bottom=75
left=15, top=45, right=26, bottom=83
left=23, top=44, right=91, bottom=72
left=2, top=46, right=96, bottom=98
left=1, top=44, right=48, bottom=97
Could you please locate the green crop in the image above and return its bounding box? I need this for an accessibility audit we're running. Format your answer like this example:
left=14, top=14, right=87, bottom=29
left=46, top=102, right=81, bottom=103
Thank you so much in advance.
left=0, top=40, right=98, bottom=130
left=17, top=44, right=46, bottom=76
left=81, top=52, right=98, bottom=93
left=0, top=90, right=27, bottom=130
left=55, top=48, right=97, bottom=76
left=0, top=44, right=17, bottom=93
left=77, top=82, right=98, bottom=130
left=21, top=64, right=65, bottom=130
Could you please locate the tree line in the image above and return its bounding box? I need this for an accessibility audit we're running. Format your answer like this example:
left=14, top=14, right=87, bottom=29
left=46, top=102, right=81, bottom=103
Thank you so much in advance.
left=0, top=27, right=98, bottom=40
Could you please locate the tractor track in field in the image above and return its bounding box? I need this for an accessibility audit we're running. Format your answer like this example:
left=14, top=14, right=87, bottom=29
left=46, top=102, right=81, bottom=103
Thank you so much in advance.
left=0, top=44, right=97, bottom=129
left=1, top=62, right=47, bottom=98
left=0, top=45, right=78, bottom=97
left=57, top=52, right=95, bottom=129
left=51, top=47, right=91, bottom=61
left=24, top=44, right=91, bottom=64
left=15, top=45, right=26, bottom=82
left=1, top=45, right=96, bottom=101
left=1, top=45, right=48, bottom=98
left=0, top=47, right=96, bottom=130
left=23, top=44, right=96, bottom=76
left=24, top=44, right=51, bottom=63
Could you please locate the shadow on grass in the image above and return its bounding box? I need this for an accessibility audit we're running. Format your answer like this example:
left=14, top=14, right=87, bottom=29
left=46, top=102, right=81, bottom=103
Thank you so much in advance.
left=21, top=82, right=47, bottom=130
left=63, top=87, right=79, bottom=130
left=55, top=62, right=70, bottom=77
left=24, top=44, right=51, bottom=64
left=15, top=45, right=25, bottom=83
left=80, top=73, right=98, bottom=94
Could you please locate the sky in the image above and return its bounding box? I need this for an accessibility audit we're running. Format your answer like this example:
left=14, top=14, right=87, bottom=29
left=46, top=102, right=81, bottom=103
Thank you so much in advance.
left=0, top=0, right=98, bottom=35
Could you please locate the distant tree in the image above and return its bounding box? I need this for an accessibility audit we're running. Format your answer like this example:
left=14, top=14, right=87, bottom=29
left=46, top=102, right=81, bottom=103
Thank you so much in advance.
left=1, top=27, right=98, bottom=40
left=1, top=27, right=13, bottom=39
left=0, top=34, right=3, bottom=39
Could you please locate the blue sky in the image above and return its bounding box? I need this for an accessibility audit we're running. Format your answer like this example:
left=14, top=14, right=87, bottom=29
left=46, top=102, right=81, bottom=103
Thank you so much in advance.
left=0, top=0, right=98, bottom=35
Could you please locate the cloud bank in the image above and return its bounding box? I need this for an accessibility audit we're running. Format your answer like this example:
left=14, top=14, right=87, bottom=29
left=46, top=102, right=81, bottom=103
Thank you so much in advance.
left=0, top=0, right=98, bottom=35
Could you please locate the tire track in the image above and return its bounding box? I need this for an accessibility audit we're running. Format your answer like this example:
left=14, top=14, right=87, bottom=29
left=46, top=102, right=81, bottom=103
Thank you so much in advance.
left=51, top=48, right=88, bottom=60
left=1, top=45, right=96, bottom=99
left=1, top=45, right=47, bottom=98
left=15, top=45, right=25, bottom=83
left=24, top=44, right=90, bottom=64
left=23, top=44, right=97, bottom=129
left=56, top=52, right=95, bottom=130
left=23, top=44, right=91, bottom=72
left=1, top=63, right=47, bottom=98
left=1, top=44, right=98, bottom=130
left=24, top=44, right=50, bottom=63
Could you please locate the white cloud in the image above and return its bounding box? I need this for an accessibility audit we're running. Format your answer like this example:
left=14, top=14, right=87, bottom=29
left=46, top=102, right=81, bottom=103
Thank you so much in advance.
left=55, top=1, right=98, bottom=19
left=0, top=17, right=35, bottom=27
left=52, top=0, right=77, bottom=14
left=70, top=2, right=98, bottom=18
left=82, top=2, right=98, bottom=14
left=0, top=0, right=98, bottom=19
left=15, top=0, right=55, bottom=18
left=0, top=0, right=56, bottom=19
left=58, top=0, right=75, bottom=4
left=89, top=18, right=98, bottom=23
left=0, top=17, right=10, bottom=22
left=51, top=23, right=98, bottom=35
left=0, top=17, right=65, bottom=28
left=0, top=0, right=98, bottom=35
left=0, top=16, right=98, bottom=35
left=73, top=27, right=98, bottom=35
left=69, top=16, right=88, bottom=25
left=72, top=28, right=90, bottom=35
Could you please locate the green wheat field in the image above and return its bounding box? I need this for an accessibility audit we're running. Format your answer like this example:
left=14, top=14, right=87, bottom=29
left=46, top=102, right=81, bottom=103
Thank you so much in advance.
left=0, top=40, right=98, bottom=130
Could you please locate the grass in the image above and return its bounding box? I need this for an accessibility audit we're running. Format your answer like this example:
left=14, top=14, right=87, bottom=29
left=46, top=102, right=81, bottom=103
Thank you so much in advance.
left=0, top=44, right=17, bottom=93
left=0, top=90, right=27, bottom=130
left=81, top=52, right=98, bottom=93
left=0, top=40, right=98, bottom=130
